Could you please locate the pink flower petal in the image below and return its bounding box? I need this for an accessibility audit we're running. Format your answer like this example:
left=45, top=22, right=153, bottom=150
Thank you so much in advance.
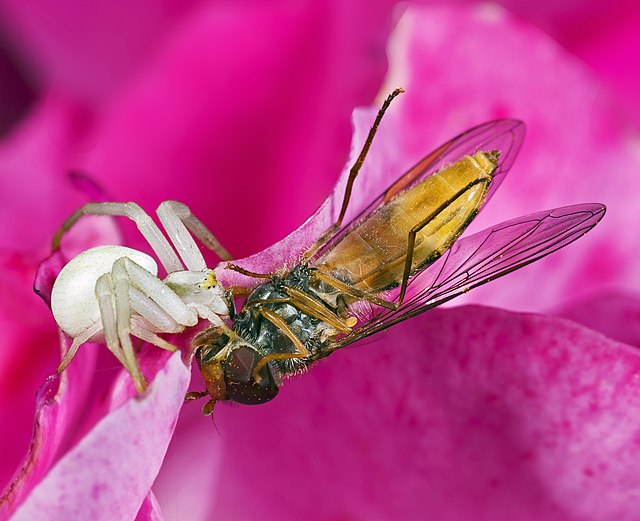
left=0, top=97, right=105, bottom=253
left=488, top=0, right=640, bottom=119
left=380, top=4, right=640, bottom=310
left=556, top=290, right=640, bottom=348
left=80, top=0, right=393, bottom=258
left=0, top=37, right=34, bottom=134
left=184, top=306, right=640, bottom=521
left=3, top=3, right=639, bottom=520
left=0, top=249, right=80, bottom=493
left=0, top=335, right=95, bottom=519
left=4, top=3, right=394, bottom=514
left=135, top=492, right=164, bottom=521
left=0, top=0, right=196, bottom=103
left=151, top=394, right=224, bottom=521
left=0, top=95, right=122, bottom=493
left=214, top=104, right=401, bottom=288
left=10, top=352, right=189, bottom=521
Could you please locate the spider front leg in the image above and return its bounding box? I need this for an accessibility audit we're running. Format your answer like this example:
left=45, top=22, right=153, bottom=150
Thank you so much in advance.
left=53, top=249, right=227, bottom=392
left=101, top=257, right=227, bottom=392
left=52, top=201, right=185, bottom=273
left=156, top=201, right=232, bottom=264
left=111, top=259, right=148, bottom=392
left=53, top=200, right=232, bottom=274
left=92, top=257, right=190, bottom=393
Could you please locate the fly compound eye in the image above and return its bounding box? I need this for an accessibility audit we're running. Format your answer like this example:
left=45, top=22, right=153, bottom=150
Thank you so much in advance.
left=223, top=345, right=279, bottom=405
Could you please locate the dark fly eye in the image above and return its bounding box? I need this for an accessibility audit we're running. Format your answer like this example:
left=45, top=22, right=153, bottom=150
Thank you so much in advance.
left=223, top=345, right=279, bottom=405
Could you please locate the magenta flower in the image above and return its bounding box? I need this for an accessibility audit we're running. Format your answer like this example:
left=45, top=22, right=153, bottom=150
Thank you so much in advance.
left=1, top=2, right=640, bottom=521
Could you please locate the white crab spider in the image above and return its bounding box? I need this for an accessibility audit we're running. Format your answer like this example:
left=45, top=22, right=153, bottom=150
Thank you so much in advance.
left=51, top=200, right=231, bottom=393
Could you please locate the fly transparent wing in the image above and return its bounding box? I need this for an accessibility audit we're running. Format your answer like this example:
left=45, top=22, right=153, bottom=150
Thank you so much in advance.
left=380, top=119, right=524, bottom=206
left=332, top=203, right=605, bottom=348
left=315, top=119, right=525, bottom=259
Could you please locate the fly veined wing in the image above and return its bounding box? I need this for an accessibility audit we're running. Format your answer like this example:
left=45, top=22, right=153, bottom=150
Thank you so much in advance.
left=333, top=203, right=605, bottom=347
left=315, top=119, right=525, bottom=260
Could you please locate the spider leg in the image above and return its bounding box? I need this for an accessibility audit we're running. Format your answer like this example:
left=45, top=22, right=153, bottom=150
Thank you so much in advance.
left=130, top=316, right=177, bottom=352
left=157, top=201, right=232, bottom=267
left=123, top=257, right=227, bottom=337
left=97, top=257, right=197, bottom=393
left=57, top=320, right=103, bottom=372
left=188, top=304, right=225, bottom=327
left=128, top=285, right=183, bottom=333
left=120, top=257, right=199, bottom=327
left=52, top=202, right=184, bottom=273
left=111, top=259, right=147, bottom=393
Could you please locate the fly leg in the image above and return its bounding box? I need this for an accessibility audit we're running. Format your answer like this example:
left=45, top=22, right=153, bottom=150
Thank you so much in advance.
left=247, top=287, right=359, bottom=380
left=188, top=324, right=234, bottom=414
left=224, top=263, right=272, bottom=279
left=282, top=286, right=356, bottom=333
left=395, top=177, right=491, bottom=306
left=251, top=307, right=309, bottom=381
left=243, top=290, right=354, bottom=334
left=310, top=269, right=396, bottom=310
left=303, top=88, right=404, bottom=260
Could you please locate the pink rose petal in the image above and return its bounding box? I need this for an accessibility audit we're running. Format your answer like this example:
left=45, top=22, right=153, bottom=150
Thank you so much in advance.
left=0, top=0, right=195, bottom=103
left=556, top=290, right=640, bottom=348
left=80, top=0, right=393, bottom=258
left=10, top=352, right=189, bottom=521
left=151, top=393, right=224, bottom=521
left=135, top=492, right=164, bottom=521
left=486, top=0, right=640, bottom=120
left=0, top=334, right=95, bottom=519
left=0, top=97, right=103, bottom=253
left=213, top=105, right=402, bottom=288
left=0, top=247, right=89, bottom=492
left=2, top=2, right=639, bottom=520
left=380, top=4, right=640, bottom=310
left=193, top=306, right=640, bottom=521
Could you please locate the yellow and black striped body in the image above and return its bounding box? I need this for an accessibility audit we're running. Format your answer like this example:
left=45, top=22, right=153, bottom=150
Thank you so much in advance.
left=314, top=151, right=498, bottom=292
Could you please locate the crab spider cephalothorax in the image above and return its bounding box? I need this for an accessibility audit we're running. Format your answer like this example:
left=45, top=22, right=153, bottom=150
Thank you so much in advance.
left=50, top=200, right=231, bottom=393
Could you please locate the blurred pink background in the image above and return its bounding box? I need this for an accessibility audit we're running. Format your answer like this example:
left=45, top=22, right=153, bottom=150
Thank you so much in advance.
left=1, top=1, right=639, bottom=520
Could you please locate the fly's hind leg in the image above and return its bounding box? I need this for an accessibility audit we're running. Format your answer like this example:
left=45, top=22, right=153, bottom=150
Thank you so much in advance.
left=303, top=88, right=404, bottom=260
left=395, top=177, right=492, bottom=306
left=311, top=268, right=396, bottom=310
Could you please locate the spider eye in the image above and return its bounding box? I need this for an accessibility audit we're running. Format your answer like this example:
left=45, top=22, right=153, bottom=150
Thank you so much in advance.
left=223, top=345, right=279, bottom=405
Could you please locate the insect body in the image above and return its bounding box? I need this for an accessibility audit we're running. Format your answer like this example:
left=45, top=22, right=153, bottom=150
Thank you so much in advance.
left=314, top=150, right=497, bottom=294
left=49, top=89, right=605, bottom=409
left=50, top=201, right=232, bottom=393
left=188, top=92, right=605, bottom=413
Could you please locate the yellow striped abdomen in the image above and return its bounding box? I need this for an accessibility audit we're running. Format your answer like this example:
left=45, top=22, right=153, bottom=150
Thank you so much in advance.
left=314, top=151, right=498, bottom=293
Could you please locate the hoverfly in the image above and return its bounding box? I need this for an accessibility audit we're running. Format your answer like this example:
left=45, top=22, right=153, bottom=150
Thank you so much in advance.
left=182, top=89, right=605, bottom=414
left=46, top=90, right=604, bottom=410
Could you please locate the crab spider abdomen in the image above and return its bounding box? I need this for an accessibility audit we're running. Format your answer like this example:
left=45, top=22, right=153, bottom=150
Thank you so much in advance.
left=51, top=245, right=158, bottom=338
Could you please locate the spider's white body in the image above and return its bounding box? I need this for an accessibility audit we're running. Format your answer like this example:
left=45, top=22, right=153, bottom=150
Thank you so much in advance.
left=52, top=246, right=157, bottom=338
left=50, top=201, right=231, bottom=392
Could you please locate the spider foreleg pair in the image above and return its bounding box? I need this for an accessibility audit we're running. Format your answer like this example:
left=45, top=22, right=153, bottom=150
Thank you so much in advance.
left=51, top=200, right=231, bottom=393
